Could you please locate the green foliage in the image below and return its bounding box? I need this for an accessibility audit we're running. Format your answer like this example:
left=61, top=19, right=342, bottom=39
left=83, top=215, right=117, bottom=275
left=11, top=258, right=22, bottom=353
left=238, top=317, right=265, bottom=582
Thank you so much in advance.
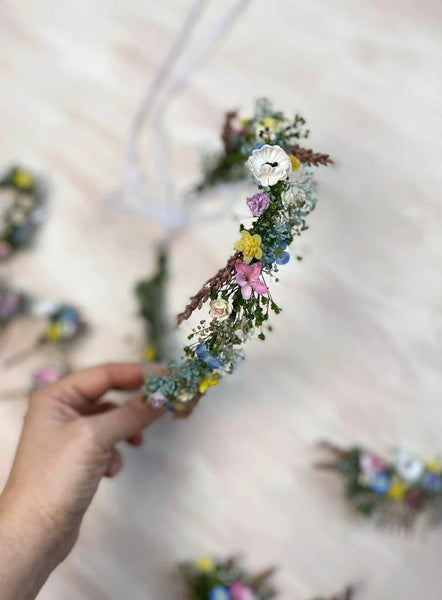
left=135, top=248, right=169, bottom=362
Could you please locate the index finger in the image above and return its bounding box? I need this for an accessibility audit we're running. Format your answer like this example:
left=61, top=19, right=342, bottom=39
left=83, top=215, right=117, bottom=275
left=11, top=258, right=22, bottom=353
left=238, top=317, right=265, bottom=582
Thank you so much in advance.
left=36, top=362, right=165, bottom=407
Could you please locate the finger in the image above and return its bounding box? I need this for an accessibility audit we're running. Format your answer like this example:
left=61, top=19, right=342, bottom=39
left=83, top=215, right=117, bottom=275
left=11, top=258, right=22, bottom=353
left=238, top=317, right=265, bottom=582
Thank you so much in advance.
left=40, top=362, right=166, bottom=407
left=82, top=403, right=144, bottom=445
left=92, top=394, right=164, bottom=447
left=79, top=401, right=118, bottom=416
left=126, top=432, right=143, bottom=446
left=104, top=448, right=123, bottom=477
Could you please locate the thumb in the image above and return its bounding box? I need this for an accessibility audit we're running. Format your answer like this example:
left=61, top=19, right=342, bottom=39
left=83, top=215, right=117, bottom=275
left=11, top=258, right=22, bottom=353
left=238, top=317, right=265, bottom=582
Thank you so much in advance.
left=91, top=394, right=164, bottom=447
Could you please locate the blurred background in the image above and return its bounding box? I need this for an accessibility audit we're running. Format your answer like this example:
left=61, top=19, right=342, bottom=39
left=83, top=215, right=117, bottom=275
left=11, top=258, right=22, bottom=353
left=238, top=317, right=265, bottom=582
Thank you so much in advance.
left=1, top=0, right=442, bottom=598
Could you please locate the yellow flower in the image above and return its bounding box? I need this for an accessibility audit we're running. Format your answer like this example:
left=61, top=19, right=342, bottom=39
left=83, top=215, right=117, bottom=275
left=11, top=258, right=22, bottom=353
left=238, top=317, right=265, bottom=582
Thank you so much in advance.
left=143, top=345, right=156, bottom=361
left=289, top=154, right=302, bottom=172
left=262, top=117, right=278, bottom=130
left=426, top=459, right=441, bottom=474
left=195, top=557, right=216, bottom=572
left=240, top=118, right=250, bottom=127
left=12, top=170, right=33, bottom=190
left=387, top=477, right=407, bottom=501
left=234, top=230, right=263, bottom=264
left=199, top=374, right=219, bottom=394
left=46, top=323, right=63, bottom=341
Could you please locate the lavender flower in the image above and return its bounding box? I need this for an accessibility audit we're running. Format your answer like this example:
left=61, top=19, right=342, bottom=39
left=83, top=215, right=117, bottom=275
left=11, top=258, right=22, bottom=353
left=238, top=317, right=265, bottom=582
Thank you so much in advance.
left=149, top=391, right=168, bottom=408
left=246, top=192, right=270, bottom=216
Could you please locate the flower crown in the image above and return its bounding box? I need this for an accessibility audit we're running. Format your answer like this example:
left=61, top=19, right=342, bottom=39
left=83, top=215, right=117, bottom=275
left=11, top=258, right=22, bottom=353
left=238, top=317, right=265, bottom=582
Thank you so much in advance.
left=144, top=99, right=332, bottom=416
left=0, top=165, right=46, bottom=261
left=316, top=442, right=442, bottom=530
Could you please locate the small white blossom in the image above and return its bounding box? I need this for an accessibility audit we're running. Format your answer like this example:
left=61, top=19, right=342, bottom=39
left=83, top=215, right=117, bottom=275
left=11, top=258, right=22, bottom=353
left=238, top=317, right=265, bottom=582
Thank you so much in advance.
left=209, top=298, right=233, bottom=321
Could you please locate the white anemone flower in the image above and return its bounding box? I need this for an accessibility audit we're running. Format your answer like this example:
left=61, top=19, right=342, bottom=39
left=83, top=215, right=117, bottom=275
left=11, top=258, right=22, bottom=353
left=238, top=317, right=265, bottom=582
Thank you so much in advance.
left=393, top=449, right=425, bottom=483
left=246, top=144, right=292, bottom=187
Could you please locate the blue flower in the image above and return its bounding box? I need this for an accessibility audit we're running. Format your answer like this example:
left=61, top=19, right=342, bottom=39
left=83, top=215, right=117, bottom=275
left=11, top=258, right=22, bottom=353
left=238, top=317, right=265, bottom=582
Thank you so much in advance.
left=195, top=344, right=221, bottom=370
left=421, top=472, right=442, bottom=493
left=275, top=251, right=290, bottom=265
left=58, top=306, right=80, bottom=325
left=251, top=142, right=265, bottom=152
left=209, top=585, right=230, bottom=600
left=11, top=223, right=33, bottom=245
left=369, top=472, right=391, bottom=495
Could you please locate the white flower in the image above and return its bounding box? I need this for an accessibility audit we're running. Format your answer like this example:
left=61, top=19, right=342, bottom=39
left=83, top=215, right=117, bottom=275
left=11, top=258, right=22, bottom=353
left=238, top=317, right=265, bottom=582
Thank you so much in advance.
left=281, top=185, right=298, bottom=206
left=176, top=390, right=195, bottom=404
left=393, top=449, right=424, bottom=483
left=246, top=144, right=291, bottom=187
left=209, top=298, right=233, bottom=321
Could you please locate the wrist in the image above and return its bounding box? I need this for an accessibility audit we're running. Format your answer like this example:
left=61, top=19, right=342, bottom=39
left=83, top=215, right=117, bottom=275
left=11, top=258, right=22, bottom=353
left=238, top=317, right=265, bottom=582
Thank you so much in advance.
left=0, top=489, right=68, bottom=600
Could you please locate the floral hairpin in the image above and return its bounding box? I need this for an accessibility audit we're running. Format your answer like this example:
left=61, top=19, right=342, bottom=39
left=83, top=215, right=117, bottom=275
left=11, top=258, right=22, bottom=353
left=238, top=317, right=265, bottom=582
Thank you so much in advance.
left=316, top=441, right=442, bottom=530
left=179, top=555, right=353, bottom=600
left=179, top=555, right=277, bottom=600
left=0, top=165, right=47, bottom=261
left=0, top=361, right=71, bottom=400
left=4, top=302, right=87, bottom=366
left=143, top=99, right=332, bottom=417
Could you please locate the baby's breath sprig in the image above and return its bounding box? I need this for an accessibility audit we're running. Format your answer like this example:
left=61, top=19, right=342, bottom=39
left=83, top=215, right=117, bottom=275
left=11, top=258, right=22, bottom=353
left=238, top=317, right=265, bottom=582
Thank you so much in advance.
left=144, top=99, right=332, bottom=417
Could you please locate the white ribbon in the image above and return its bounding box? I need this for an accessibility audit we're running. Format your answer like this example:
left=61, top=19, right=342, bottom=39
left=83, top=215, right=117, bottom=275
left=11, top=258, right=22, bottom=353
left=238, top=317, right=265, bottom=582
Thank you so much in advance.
left=107, top=0, right=251, bottom=245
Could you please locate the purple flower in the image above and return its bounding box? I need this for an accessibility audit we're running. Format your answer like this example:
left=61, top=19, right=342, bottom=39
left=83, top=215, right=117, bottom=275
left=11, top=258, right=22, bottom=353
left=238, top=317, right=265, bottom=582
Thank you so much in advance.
left=0, top=291, right=21, bottom=320
left=149, top=391, right=168, bottom=408
left=421, top=471, right=442, bottom=493
left=246, top=192, right=270, bottom=216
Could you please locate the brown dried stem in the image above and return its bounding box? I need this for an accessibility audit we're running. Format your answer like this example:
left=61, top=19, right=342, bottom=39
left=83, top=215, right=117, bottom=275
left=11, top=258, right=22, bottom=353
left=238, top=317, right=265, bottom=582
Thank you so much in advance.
left=290, top=144, right=333, bottom=166
left=176, top=252, right=240, bottom=326
left=221, top=110, right=237, bottom=154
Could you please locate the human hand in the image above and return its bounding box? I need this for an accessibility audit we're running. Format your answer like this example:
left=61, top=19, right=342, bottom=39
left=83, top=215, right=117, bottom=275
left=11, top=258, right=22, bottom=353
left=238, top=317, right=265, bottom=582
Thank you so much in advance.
left=0, top=362, right=165, bottom=600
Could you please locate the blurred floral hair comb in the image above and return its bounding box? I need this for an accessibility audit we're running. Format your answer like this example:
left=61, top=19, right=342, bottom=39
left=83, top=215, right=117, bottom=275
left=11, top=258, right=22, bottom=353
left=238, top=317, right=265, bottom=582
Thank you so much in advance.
left=179, top=554, right=353, bottom=600
left=316, top=441, right=442, bottom=531
left=179, top=555, right=277, bottom=600
left=4, top=302, right=87, bottom=367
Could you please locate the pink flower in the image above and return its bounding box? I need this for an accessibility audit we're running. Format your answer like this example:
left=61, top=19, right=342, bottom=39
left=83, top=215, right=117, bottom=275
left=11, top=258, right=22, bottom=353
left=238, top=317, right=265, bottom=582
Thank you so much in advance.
left=235, top=261, right=267, bottom=300
left=230, top=582, right=255, bottom=600
left=246, top=192, right=270, bottom=216
left=33, top=366, right=64, bottom=389
left=360, top=453, right=385, bottom=475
